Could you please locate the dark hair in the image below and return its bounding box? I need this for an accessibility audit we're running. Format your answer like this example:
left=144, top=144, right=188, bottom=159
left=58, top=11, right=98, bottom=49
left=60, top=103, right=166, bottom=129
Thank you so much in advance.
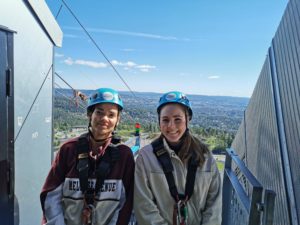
left=157, top=104, right=208, bottom=167
left=87, top=105, right=96, bottom=117
left=157, top=131, right=208, bottom=167
left=87, top=104, right=122, bottom=117
left=87, top=104, right=121, bottom=131
left=178, top=131, right=209, bottom=167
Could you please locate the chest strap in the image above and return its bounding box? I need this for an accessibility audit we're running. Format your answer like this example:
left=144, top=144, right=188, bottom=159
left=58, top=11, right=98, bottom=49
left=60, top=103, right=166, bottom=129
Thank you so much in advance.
left=76, top=133, right=120, bottom=205
left=94, top=144, right=120, bottom=194
left=151, top=138, right=199, bottom=202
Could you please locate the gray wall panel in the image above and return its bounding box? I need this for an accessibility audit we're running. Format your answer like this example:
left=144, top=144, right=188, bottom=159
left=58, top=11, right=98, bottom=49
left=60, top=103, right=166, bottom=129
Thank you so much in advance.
left=0, top=0, right=59, bottom=224
left=232, top=118, right=246, bottom=158
left=256, top=59, right=290, bottom=225
left=233, top=57, right=291, bottom=225
left=233, top=0, right=300, bottom=224
left=287, top=0, right=300, bottom=178
left=276, top=2, right=300, bottom=220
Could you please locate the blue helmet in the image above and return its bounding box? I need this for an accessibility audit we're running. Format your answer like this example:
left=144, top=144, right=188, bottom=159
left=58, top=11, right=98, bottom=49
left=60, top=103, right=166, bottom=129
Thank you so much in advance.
left=87, top=88, right=123, bottom=111
left=157, top=91, right=192, bottom=120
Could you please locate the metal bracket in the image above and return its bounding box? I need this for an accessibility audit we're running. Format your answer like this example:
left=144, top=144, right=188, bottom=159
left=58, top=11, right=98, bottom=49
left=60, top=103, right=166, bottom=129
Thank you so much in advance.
left=6, top=68, right=12, bottom=97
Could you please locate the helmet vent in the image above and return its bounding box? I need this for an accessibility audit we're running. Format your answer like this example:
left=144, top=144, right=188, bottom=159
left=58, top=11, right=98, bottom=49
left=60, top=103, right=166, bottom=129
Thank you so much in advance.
left=165, top=93, right=177, bottom=100
left=92, top=93, right=98, bottom=99
left=102, top=92, right=114, bottom=100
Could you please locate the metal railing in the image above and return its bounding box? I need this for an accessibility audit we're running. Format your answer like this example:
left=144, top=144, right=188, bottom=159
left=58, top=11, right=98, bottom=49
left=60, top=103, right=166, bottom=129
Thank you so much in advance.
left=222, top=148, right=276, bottom=225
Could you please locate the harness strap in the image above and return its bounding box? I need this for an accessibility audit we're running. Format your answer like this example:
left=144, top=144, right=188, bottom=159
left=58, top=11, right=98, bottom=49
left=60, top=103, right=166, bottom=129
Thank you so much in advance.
left=152, top=138, right=179, bottom=201
left=94, top=145, right=120, bottom=193
left=77, top=134, right=90, bottom=194
left=151, top=138, right=199, bottom=202
left=185, top=152, right=198, bottom=199
left=76, top=133, right=121, bottom=202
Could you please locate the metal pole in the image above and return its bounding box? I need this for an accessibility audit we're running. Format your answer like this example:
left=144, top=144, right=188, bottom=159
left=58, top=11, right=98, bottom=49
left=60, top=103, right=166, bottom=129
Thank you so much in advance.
left=262, top=190, right=276, bottom=225
left=269, top=42, right=299, bottom=225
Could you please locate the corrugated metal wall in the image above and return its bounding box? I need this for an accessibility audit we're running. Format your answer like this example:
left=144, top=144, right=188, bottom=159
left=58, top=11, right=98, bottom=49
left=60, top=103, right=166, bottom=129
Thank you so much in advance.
left=272, top=1, right=300, bottom=223
left=232, top=0, right=300, bottom=224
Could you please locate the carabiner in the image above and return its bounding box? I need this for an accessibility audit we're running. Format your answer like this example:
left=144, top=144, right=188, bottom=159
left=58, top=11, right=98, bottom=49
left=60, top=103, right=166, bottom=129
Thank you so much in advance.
left=177, top=200, right=183, bottom=224
left=88, top=204, right=96, bottom=225
left=176, top=200, right=188, bottom=225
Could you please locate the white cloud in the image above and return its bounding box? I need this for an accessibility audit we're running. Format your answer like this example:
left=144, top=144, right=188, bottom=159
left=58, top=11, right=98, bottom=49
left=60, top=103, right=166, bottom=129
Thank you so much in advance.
left=75, top=60, right=107, bottom=68
left=135, top=65, right=156, bottom=72
left=111, top=60, right=136, bottom=67
left=126, top=61, right=137, bottom=67
left=64, top=57, right=107, bottom=68
left=64, top=57, right=155, bottom=72
left=111, top=60, right=122, bottom=66
left=64, top=34, right=82, bottom=39
left=88, top=27, right=178, bottom=40
left=111, top=60, right=152, bottom=72
left=55, top=53, right=64, bottom=58
left=208, top=75, right=220, bottom=79
left=63, top=26, right=189, bottom=41
left=64, top=57, right=74, bottom=65
left=136, top=65, right=155, bottom=69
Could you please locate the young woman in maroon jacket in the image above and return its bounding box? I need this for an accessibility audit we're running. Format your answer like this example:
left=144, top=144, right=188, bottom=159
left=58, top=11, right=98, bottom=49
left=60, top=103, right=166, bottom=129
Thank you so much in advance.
left=40, top=88, right=134, bottom=225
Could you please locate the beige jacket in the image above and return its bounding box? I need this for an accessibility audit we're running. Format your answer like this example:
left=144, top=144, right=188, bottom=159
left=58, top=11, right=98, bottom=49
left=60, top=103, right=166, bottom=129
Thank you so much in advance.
left=134, top=138, right=222, bottom=225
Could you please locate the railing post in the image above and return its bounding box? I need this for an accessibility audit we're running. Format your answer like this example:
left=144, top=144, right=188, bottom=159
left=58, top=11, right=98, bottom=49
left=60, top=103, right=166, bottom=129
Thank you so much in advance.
left=262, top=190, right=276, bottom=225
left=222, top=148, right=276, bottom=225
left=248, top=186, right=263, bottom=225
left=222, top=149, right=233, bottom=225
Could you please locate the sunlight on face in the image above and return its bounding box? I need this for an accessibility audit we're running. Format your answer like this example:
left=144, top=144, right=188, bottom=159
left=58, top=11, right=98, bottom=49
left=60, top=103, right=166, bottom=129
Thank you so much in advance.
left=89, top=103, right=119, bottom=140
left=159, top=104, right=187, bottom=144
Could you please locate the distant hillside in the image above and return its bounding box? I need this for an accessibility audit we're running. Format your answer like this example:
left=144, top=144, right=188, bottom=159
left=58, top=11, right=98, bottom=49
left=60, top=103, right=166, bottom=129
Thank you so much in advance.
left=54, top=88, right=249, bottom=133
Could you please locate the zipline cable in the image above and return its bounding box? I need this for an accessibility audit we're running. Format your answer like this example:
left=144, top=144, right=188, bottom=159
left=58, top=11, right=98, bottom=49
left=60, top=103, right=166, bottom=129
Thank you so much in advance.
left=60, top=0, right=137, bottom=99
left=55, top=4, right=63, bottom=19
left=55, top=72, right=75, bottom=90
left=54, top=82, right=64, bottom=90
left=55, top=73, right=88, bottom=106
left=55, top=1, right=142, bottom=125
left=55, top=72, right=136, bottom=123
left=55, top=87, right=86, bottom=111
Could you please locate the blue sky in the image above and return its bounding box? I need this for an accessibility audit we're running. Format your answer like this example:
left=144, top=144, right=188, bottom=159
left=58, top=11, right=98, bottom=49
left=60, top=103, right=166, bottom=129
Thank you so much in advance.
left=46, top=0, right=288, bottom=97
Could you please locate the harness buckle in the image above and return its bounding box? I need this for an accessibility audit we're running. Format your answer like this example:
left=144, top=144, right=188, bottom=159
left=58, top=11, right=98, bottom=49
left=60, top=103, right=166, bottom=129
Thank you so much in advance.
left=176, top=200, right=188, bottom=225
left=88, top=204, right=96, bottom=225
left=82, top=205, right=92, bottom=225
left=82, top=196, right=96, bottom=225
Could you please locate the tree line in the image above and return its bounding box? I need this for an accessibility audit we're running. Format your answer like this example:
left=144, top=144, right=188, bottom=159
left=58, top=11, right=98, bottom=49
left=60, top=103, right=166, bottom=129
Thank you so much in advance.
left=54, top=92, right=244, bottom=152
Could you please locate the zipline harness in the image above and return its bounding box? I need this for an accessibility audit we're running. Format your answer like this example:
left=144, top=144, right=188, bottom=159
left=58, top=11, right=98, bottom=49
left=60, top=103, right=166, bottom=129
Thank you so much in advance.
left=76, top=133, right=121, bottom=225
left=151, top=138, right=199, bottom=225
